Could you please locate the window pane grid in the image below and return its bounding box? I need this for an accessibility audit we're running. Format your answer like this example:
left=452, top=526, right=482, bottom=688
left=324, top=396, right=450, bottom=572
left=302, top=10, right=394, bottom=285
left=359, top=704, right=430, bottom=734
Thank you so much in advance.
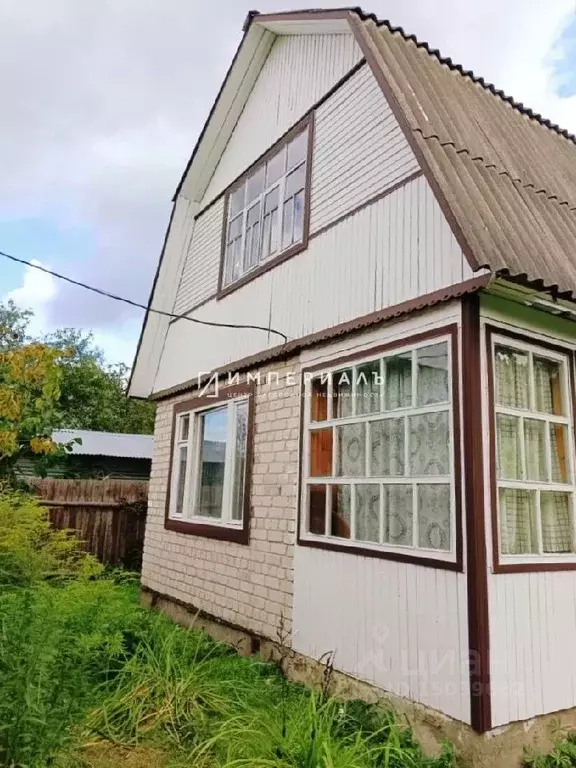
left=493, top=337, right=576, bottom=558
left=169, top=398, right=249, bottom=526
left=306, top=480, right=451, bottom=552
left=223, top=127, right=309, bottom=287
left=304, top=338, right=454, bottom=558
left=313, top=402, right=450, bottom=428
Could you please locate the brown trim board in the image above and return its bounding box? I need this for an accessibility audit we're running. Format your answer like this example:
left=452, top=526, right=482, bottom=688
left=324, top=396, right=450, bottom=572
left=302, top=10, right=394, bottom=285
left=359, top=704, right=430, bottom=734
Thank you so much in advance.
left=152, top=275, right=492, bottom=401
left=310, top=169, right=424, bottom=241
left=461, top=294, right=491, bottom=733
left=485, top=324, right=576, bottom=574
left=175, top=167, right=423, bottom=321
left=254, top=9, right=355, bottom=25
left=347, top=14, right=480, bottom=273
left=164, top=382, right=255, bottom=544
left=297, top=324, right=464, bottom=572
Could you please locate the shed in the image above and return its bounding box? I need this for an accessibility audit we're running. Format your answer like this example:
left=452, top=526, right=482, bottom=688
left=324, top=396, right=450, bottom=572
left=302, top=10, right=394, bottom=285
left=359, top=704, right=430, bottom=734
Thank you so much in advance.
left=18, top=429, right=154, bottom=480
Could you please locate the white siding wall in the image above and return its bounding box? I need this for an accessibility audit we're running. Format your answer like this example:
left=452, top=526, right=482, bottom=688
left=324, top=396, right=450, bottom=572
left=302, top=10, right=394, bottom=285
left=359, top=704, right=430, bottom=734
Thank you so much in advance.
left=129, top=196, right=196, bottom=398
left=200, top=32, right=362, bottom=207
left=480, top=297, right=576, bottom=727
left=174, top=198, right=224, bottom=315
left=293, top=304, right=471, bottom=724
left=310, top=64, right=418, bottom=232
left=154, top=174, right=473, bottom=393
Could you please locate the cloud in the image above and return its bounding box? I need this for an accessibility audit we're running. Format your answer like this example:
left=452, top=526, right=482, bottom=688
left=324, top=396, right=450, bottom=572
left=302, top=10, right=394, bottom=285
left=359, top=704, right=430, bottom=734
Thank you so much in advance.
left=0, top=0, right=575, bottom=353
left=5, top=259, right=57, bottom=337
left=3, top=258, right=141, bottom=365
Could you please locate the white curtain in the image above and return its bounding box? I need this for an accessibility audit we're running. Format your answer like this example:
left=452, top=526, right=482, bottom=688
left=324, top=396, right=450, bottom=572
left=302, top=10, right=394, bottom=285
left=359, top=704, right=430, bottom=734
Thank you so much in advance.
left=495, top=347, right=574, bottom=555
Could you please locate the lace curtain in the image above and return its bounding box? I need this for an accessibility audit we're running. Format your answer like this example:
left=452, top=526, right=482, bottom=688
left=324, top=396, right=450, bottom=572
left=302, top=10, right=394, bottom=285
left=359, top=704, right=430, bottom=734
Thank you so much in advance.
left=495, top=346, right=573, bottom=555
left=333, top=356, right=450, bottom=550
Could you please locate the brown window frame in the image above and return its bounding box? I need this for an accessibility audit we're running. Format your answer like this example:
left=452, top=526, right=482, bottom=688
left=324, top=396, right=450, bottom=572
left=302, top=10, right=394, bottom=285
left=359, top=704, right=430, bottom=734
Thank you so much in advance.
left=297, top=325, right=464, bottom=571
left=486, top=324, right=576, bottom=573
left=164, top=382, right=255, bottom=544
left=217, top=112, right=314, bottom=300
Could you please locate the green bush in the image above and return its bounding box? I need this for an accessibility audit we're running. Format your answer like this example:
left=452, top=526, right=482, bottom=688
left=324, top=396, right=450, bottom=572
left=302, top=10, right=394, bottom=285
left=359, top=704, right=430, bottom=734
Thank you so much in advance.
left=0, top=491, right=102, bottom=586
left=524, top=731, right=576, bottom=767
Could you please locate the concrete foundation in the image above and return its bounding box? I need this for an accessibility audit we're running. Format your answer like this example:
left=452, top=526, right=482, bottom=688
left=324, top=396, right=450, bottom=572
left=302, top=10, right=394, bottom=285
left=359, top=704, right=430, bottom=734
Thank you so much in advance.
left=141, top=586, right=576, bottom=767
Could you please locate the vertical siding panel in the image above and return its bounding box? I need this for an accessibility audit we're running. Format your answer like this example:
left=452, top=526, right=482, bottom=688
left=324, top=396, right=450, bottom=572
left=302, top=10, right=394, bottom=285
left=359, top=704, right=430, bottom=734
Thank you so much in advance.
left=388, top=561, right=400, bottom=695
left=435, top=570, right=448, bottom=715
left=173, top=199, right=224, bottom=313
left=202, top=32, right=363, bottom=205
left=490, top=567, right=576, bottom=727
left=507, top=580, right=520, bottom=723
left=387, top=190, right=396, bottom=308
left=292, top=547, right=469, bottom=722
left=310, top=66, right=418, bottom=233
left=405, top=565, right=419, bottom=703
left=159, top=173, right=473, bottom=392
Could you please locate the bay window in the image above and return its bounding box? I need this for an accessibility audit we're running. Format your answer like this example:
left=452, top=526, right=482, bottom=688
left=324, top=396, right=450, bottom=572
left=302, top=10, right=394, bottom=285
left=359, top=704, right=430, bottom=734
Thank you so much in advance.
left=166, top=385, right=253, bottom=543
left=301, top=328, right=460, bottom=567
left=221, top=117, right=311, bottom=291
left=489, top=329, right=576, bottom=564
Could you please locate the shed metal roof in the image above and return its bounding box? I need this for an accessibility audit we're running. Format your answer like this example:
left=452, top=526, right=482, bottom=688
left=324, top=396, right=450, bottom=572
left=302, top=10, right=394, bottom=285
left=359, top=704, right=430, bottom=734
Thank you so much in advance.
left=52, top=430, right=154, bottom=460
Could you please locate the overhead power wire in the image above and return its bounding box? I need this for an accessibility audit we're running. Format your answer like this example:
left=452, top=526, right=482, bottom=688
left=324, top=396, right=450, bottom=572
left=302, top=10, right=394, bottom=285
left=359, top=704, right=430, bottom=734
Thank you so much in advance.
left=0, top=249, right=289, bottom=343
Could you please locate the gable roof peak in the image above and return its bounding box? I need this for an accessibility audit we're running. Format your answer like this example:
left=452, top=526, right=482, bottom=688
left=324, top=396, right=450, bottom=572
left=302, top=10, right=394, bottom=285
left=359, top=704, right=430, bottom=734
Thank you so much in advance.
left=248, top=6, right=576, bottom=147
left=242, top=10, right=260, bottom=32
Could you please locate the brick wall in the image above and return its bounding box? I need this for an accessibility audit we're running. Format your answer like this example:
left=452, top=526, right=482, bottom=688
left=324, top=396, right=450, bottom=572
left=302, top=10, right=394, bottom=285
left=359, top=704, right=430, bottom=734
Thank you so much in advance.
left=142, top=358, right=301, bottom=641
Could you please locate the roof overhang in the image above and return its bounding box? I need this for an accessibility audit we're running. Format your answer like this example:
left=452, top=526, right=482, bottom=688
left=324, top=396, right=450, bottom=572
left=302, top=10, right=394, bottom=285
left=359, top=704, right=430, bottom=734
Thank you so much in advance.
left=174, top=9, right=359, bottom=204
left=130, top=5, right=576, bottom=401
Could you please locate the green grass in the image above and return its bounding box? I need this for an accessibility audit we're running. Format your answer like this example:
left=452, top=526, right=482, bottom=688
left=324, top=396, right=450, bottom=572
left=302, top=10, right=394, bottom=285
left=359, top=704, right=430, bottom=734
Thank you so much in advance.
left=0, top=491, right=458, bottom=768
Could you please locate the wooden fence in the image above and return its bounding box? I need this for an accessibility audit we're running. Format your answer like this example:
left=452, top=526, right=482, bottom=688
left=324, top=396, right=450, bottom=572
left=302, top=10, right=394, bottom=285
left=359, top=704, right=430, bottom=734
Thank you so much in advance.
left=32, top=478, right=148, bottom=569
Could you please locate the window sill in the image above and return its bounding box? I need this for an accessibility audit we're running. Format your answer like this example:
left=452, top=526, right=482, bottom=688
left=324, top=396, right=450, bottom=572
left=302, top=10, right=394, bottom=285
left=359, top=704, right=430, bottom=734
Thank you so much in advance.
left=217, top=240, right=307, bottom=300
left=165, top=517, right=249, bottom=544
left=298, top=533, right=462, bottom=571
left=494, top=556, right=576, bottom=573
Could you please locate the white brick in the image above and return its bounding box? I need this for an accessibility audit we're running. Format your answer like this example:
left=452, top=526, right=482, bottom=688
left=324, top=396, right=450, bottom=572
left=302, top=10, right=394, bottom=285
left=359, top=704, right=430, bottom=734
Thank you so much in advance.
left=142, top=364, right=300, bottom=642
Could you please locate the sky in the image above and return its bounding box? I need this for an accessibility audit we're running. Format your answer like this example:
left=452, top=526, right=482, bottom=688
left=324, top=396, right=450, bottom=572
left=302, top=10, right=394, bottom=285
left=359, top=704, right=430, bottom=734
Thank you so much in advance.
left=1, top=0, right=575, bottom=367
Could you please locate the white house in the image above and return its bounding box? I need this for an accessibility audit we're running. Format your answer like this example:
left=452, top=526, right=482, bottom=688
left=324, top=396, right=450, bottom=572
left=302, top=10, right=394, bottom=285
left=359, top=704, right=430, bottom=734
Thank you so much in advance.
left=130, top=6, right=576, bottom=755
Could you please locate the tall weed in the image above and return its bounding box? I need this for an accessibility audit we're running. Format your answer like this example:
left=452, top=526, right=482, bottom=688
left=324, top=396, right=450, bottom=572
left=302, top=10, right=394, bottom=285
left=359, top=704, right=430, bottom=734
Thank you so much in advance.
left=85, top=620, right=235, bottom=747
left=0, top=579, right=147, bottom=766
left=0, top=491, right=102, bottom=586
left=0, top=491, right=458, bottom=768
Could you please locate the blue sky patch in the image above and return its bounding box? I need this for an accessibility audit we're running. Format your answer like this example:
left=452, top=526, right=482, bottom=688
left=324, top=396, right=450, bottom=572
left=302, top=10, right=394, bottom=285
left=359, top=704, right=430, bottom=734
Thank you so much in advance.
left=0, top=217, right=94, bottom=296
left=553, top=15, right=576, bottom=98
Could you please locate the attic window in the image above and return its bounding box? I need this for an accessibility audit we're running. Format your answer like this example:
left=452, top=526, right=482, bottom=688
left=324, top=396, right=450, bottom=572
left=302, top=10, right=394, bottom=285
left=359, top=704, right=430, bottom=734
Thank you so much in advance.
left=221, top=117, right=312, bottom=291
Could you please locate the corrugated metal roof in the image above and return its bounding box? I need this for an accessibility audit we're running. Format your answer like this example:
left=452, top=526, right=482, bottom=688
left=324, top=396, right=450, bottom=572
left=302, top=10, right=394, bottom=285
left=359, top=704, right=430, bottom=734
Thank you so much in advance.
left=52, top=430, right=154, bottom=459
left=351, top=13, right=576, bottom=298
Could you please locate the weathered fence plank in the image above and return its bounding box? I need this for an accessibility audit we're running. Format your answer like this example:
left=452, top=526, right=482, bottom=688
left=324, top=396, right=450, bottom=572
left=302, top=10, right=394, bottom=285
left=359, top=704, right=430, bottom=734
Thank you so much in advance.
left=31, top=478, right=148, bottom=569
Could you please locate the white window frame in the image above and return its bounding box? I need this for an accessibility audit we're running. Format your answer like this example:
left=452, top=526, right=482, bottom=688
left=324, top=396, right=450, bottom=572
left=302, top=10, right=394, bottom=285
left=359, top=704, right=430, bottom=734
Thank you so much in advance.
left=490, top=332, right=576, bottom=565
left=300, top=332, right=459, bottom=565
left=222, top=120, right=311, bottom=288
left=169, top=395, right=249, bottom=528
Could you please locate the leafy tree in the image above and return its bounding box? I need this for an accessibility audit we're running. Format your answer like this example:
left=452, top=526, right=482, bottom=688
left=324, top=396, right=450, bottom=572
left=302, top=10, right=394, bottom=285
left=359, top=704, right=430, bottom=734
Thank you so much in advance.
left=0, top=302, right=155, bottom=438
left=0, top=299, right=32, bottom=350
left=0, top=341, right=69, bottom=477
